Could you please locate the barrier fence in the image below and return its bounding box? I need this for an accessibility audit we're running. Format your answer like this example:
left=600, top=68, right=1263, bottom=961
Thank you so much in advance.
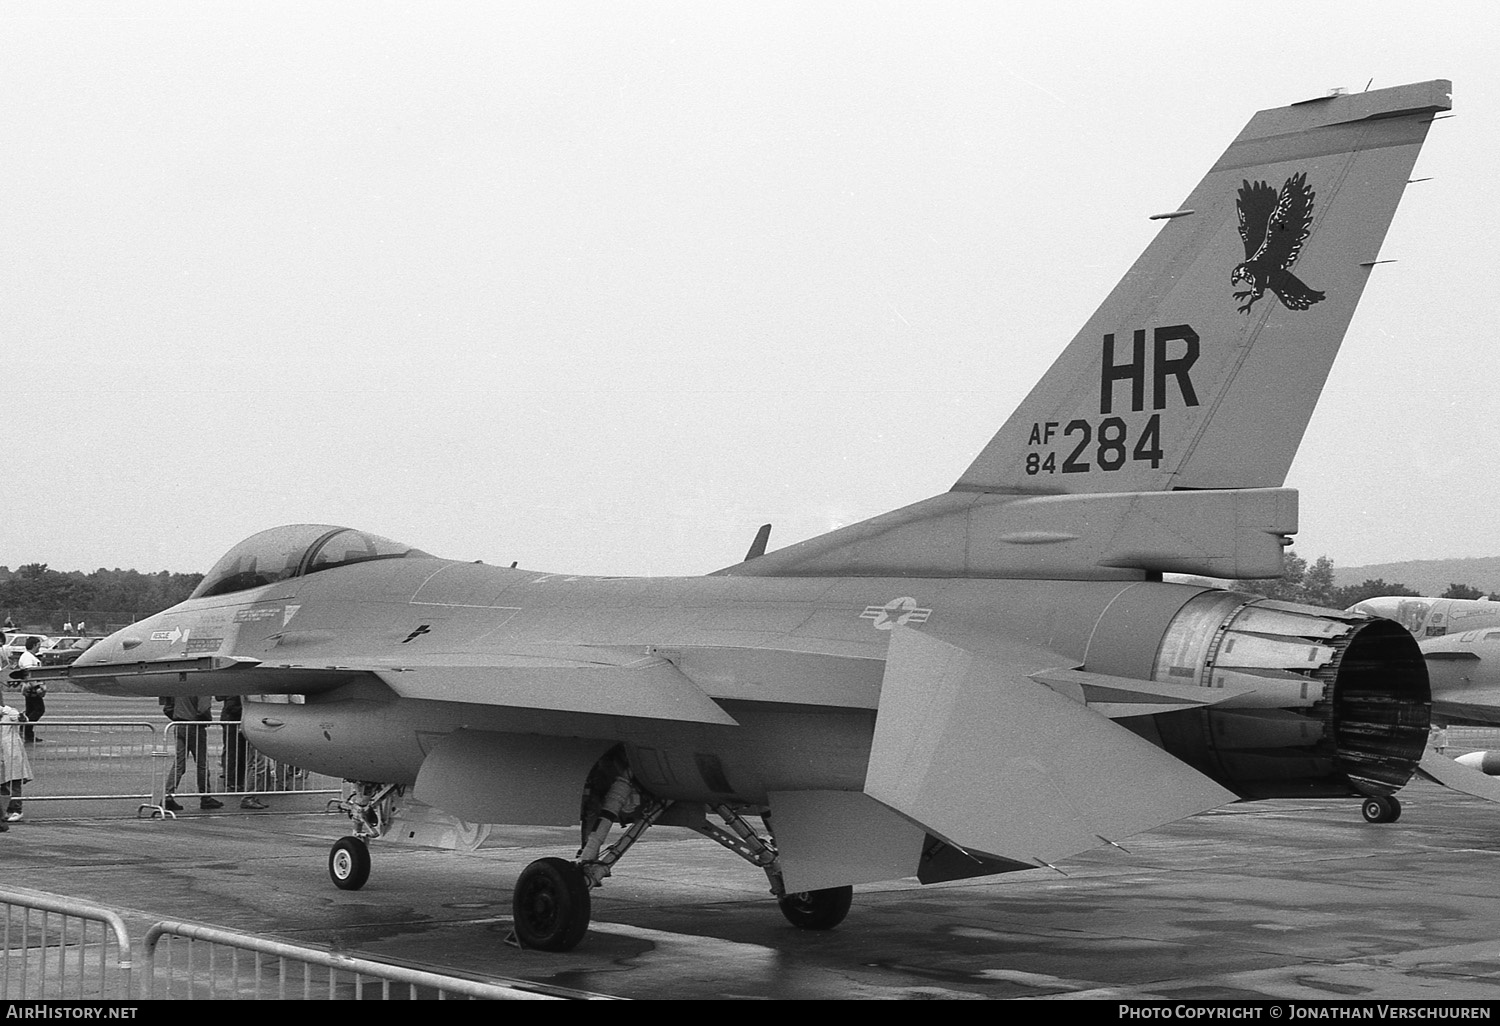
left=0, top=890, right=133, bottom=1000
left=143, top=921, right=557, bottom=1000
left=0, top=889, right=562, bottom=1001
left=4, top=720, right=338, bottom=813
left=150, top=720, right=338, bottom=814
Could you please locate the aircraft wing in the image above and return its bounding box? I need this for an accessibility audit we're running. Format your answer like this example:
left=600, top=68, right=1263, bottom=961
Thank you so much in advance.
left=373, top=658, right=738, bottom=725
left=11, top=649, right=738, bottom=725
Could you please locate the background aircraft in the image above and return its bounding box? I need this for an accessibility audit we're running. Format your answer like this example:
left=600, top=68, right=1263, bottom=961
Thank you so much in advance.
left=1350, top=596, right=1500, bottom=641
left=1353, top=595, right=1500, bottom=733
left=19, top=80, right=1449, bottom=952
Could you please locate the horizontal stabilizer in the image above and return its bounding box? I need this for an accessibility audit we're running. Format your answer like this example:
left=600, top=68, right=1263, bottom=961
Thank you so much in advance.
left=1431, top=693, right=1500, bottom=729
left=1030, top=666, right=1259, bottom=718
left=1416, top=748, right=1500, bottom=804
left=866, top=626, right=1234, bottom=864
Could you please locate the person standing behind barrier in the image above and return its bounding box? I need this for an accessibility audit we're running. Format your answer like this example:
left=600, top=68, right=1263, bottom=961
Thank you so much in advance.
left=218, top=695, right=266, bottom=810
left=161, top=694, right=223, bottom=811
left=17, top=637, right=44, bottom=743
left=0, top=701, right=32, bottom=824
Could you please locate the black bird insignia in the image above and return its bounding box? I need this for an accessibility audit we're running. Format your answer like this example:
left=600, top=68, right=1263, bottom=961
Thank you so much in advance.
left=1230, top=171, right=1326, bottom=314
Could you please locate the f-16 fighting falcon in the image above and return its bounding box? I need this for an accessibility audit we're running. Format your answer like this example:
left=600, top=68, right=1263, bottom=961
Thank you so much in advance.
left=18, top=80, right=1451, bottom=952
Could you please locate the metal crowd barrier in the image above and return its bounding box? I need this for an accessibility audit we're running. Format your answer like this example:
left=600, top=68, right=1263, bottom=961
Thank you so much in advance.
left=0, top=889, right=559, bottom=1000
left=0, top=888, right=134, bottom=999
left=4, top=720, right=159, bottom=803
left=150, top=720, right=339, bottom=815
left=143, top=921, right=557, bottom=1000
left=1433, top=726, right=1500, bottom=754
left=1, top=719, right=339, bottom=813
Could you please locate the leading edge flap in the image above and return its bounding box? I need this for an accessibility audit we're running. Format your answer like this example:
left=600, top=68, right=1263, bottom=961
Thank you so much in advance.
left=376, top=657, right=739, bottom=726
left=866, top=626, right=1234, bottom=865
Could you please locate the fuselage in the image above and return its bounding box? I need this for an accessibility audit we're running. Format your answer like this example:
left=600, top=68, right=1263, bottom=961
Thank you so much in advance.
left=74, top=552, right=1168, bottom=803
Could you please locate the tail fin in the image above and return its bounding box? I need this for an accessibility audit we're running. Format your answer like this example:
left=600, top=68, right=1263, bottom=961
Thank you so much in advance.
left=955, top=80, right=1450, bottom=495
left=717, top=81, right=1449, bottom=580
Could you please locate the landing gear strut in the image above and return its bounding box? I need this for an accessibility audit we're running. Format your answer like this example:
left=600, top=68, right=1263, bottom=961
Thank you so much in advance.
left=508, top=757, right=857, bottom=950
left=1361, top=794, right=1402, bottom=823
left=326, top=781, right=401, bottom=891
left=509, top=786, right=671, bottom=951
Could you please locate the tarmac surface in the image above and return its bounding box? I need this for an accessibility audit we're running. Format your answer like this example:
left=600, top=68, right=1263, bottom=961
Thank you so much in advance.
left=6, top=694, right=1500, bottom=1000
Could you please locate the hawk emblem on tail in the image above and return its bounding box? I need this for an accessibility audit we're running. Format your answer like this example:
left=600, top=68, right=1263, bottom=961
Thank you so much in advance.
left=1231, top=171, right=1326, bottom=314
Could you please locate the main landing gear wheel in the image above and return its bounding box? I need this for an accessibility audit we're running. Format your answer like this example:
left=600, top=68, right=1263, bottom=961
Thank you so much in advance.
left=512, top=857, right=592, bottom=952
left=777, top=885, right=853, bottom=931
left=1361, top=795, right=1402, bottom=824
left=329, top=835, right=371, bottom=890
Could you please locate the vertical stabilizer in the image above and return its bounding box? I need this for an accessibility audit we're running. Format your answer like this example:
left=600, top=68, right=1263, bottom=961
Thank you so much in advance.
left=955, top=80, right=1450, bottom=496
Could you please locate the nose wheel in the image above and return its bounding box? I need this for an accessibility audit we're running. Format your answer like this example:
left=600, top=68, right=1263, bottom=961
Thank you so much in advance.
left=329, top=835, right=372, bottom=890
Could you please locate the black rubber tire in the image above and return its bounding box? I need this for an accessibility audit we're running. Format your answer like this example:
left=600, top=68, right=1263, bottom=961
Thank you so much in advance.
left=1361, top=796, right=1402, bottom=824
left=329, top=835, right=371, bottom=890
left=778, top=885, right=853, bottom=930
left=512, top=857, right=592, bottom=952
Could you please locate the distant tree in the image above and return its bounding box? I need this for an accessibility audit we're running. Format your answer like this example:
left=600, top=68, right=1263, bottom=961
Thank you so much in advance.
left=1442, top=583, right=1485, bottom=600
left=0, top=564, right=202, bottom=629
left=1302, top=556, right=1336, bottom=607
left=1330, top=578, right=1421, bottom=609
left=1233, top=549, right=1307, bottom=601
left=1234, top=551, right=1420, bottom=610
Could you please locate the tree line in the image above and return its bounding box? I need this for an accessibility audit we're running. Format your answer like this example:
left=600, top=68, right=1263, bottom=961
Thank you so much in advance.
left=0, top=564, right=203, bottom=633
left=1231, top=550, right=1500, bottom=608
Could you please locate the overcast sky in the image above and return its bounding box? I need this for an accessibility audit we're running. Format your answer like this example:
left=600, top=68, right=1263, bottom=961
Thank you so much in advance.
left=2, top=1, right=1495, bottom=577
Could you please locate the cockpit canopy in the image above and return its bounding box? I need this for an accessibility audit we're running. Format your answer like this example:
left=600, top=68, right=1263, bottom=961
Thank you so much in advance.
left=190, top=525, right=434, bottom=599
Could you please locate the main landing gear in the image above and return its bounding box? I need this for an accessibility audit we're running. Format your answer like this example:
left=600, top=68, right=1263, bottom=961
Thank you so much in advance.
left=508, top=797, right=854, bottom=952
left=509, top=749, right=854, bottom=952
left=1361, top=794, right=1402, bottom=823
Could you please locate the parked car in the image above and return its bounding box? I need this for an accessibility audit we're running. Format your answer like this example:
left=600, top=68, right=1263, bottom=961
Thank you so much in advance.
left=39, top=636, right=101, bottom=666
left=0, top=632, right=52, bottom=665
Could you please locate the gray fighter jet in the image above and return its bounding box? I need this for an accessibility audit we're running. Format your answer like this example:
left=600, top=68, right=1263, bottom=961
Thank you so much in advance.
left=22, top=80, right=1450, bottom=951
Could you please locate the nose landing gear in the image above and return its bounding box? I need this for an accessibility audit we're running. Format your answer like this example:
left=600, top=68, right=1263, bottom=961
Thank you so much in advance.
left=326, top=781, right=401, bottom=890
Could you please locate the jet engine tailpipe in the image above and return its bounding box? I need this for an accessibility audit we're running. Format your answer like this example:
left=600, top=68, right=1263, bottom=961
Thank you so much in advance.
left=1086, top=589, right=1430, bottom=800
